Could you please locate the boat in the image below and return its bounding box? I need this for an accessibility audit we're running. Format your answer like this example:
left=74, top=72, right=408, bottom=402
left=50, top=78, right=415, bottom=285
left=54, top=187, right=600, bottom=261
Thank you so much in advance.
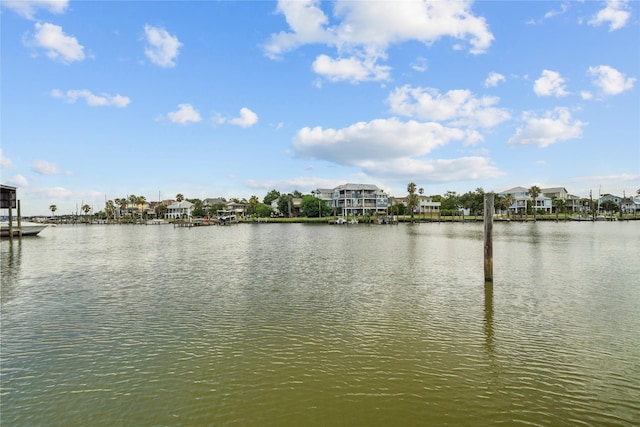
left=1, top=221, right=49, bottom=237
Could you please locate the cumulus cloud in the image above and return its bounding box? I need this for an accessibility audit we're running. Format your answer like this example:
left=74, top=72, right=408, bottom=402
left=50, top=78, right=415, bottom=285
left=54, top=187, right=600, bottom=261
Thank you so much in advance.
left=263, top=0, right=493, bottom=83
left=588, top=65, right=636, bottom=95
left=484, top=72, right=506, bottom=88
left=144, top=25, right=182, bottom=67
left=312, top=55, right=391, bottom=82
left=2, top=0, right=69, bottom=20
left=27, top=22, right=85, bottom=64
left=589, top=0, right=630, bottom=31
left=534, top=70, right=569, bottom=97
left=508, top=107, right=586, bottom=148
left=228, top=108, right=259, bottom=128
left=7, top=174, right=29, bottom=188
left=291, top=117, right=503, bottom=181
left=51, top=89, right=130, bottom=107
left=165, top=104, right=201, bottom=124
left=359, top=157, right=504, bottom=182
left=31, top=159, right=71, bottom=175
left=0, top=149, right=13, bottom=169
left=580, top=91, right=593, bottom=100
left=387, top=85, right=510, bottom=128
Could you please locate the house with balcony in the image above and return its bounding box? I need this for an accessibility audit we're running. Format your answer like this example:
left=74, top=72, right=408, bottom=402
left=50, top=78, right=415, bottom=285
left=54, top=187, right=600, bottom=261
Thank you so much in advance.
left=497, top=186, right=552, bottom=214
left=166, top=200, right=194, bottom=220
left=331, top=184, right=388, bottom=217
left=390, top=195, right=441, bottom=216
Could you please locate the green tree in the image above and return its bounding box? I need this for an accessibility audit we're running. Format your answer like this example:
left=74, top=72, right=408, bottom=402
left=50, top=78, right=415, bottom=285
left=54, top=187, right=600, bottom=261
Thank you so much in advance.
left=155, top=203, right=167, bottom=219
left=137, top=195, right=147, bottom=220
left=501, top=194, right=515, bottom=219
left=176, top=193, right=184, bottom=203
left=278, top=194, right=293, bottom=217
left=300, top=195, right=329, bottom=217
left=529, top=185, right=541, bottom=221
left=187, top=198, right=205, bottom=217
left=82, top=204, right=92, bottom=223
left=263, top=190, right=280, bottom=206
left=248, top=195, right=259, bottom=216
left=552, top=197, right=566, bottom=221
left=104, top=200, right=115, bottom=222
left=255, top=203, right=273, bottom=218
left=49, top=204, right=57, bottom=219
left=407, top=182, right=418, bottom=220
left=207, top=203, right=226, bottom=218
left=114, top=198, right=126, bottom=222
left=600, top=200, right=619, bottom=213
left=418, top=187, right=424, bottom=217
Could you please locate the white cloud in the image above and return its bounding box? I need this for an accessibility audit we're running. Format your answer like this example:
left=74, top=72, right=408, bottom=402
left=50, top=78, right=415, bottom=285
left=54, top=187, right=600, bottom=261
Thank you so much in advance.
left=387, top=85, right=510, bottom=128
left=508, top=107, right=586, bottom=148
left=31, top=159, right=71, bottom=175
left=7, top=174, right=29, bottom=187
left=2, top=0, right=69, bottom=20
left=0, top=149, right=13, bottom=169
left=293, top=118, right=464, bottom=165
left=588, top=65, right=636, bottom=95
left=228, top=108, right=259, bottom=128
left=51, top=89, right=130, bottom=107
left=27, top=22, right=85, bottom=64
left=359, top=157, right=504, bottom=182
left=534, top=70, right=569, bottom=97
left=166, top=104, right=201, bottom=124
left=544, top=2, right=570, bottom=19
left=263, top=0, right=494, bottom=82
left=589, top=0, right=630, bottom=31
left=411, top=57, right=428, bottom=73
left=143, top=25, right=182, bottom=68
left=312, top=55, right=391, bottom=82
left=291, top=117, right=503, bottom=181
left=484, top=72, right=506, bottom=88
left=580, top=91, right=593, bottom=100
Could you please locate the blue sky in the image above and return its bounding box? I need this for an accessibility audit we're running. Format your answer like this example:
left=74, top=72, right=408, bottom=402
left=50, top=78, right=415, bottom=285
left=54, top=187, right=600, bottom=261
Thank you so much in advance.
left=1, top=0, right=638, bottom=216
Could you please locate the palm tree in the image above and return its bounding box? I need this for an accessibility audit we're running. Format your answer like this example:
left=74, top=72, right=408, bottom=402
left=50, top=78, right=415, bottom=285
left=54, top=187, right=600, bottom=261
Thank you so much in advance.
left=49, top=204, right=57, bottom=221
left=407, top=182, right=418, bottom=220
left=176, top=193, right=184, bottom=203
left=115, top=198, right=127, bottom=222
left=553, top=198, right=566, bottom=221
left=419, top=187, right=424, bottom=219
left=529, top=185, right=541, bottom=221
left=155, top=203, right=168, bottom=219
left=82, top=204, right=92, bottom=223
left=137, top=195, right=147, bottom=220
left=105, top=200, right=115, bottom=223
left=249, top=195, right=259, bottom=217
left=501, top=194, right=515, bottom=219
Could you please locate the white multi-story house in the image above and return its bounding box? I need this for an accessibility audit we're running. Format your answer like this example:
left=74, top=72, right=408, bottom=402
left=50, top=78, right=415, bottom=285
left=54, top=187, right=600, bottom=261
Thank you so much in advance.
left=166, top=200, right=194, bottom=220
left=497, top=186, right=552, bottom=214
left=331, top=183, right=389, bottom=217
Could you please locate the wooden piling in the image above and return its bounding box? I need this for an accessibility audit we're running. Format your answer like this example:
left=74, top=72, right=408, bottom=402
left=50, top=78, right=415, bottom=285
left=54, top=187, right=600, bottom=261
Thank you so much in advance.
left=484, top=193, right=494, bottom=282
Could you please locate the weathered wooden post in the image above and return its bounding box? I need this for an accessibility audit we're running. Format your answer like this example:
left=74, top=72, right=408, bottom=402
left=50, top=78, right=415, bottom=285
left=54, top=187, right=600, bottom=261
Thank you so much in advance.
left=484, top=193, right=494, bottom=282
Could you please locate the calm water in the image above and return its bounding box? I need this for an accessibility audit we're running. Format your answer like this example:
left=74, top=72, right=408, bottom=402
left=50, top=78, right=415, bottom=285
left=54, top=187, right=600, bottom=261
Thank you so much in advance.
left=1, top=221, right=639, bottom=426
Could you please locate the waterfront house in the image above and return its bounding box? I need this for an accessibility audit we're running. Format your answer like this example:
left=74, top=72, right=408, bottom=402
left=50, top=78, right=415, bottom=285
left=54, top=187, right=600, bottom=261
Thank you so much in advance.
left=621, top=196, right=640, bottom=214
left=331, top=183, right=389, bottom=217
left=167, top=200, right=194, bottom=220
left=390, top=195, right=441, bottom=216
left=225, top=201, right=247, bottom=218
left=498, top=186, right=553, bottom=214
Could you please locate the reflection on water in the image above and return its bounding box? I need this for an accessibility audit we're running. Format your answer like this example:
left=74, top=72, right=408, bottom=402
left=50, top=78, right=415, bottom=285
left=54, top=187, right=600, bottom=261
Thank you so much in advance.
left=483, top=282, right=494, bottom=355
left=1, top=222, right=639, bottom=426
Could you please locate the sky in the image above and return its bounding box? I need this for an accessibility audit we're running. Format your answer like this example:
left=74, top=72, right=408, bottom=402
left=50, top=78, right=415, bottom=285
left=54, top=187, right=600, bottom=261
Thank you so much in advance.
left=1, top=0, right=639, bottom=216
